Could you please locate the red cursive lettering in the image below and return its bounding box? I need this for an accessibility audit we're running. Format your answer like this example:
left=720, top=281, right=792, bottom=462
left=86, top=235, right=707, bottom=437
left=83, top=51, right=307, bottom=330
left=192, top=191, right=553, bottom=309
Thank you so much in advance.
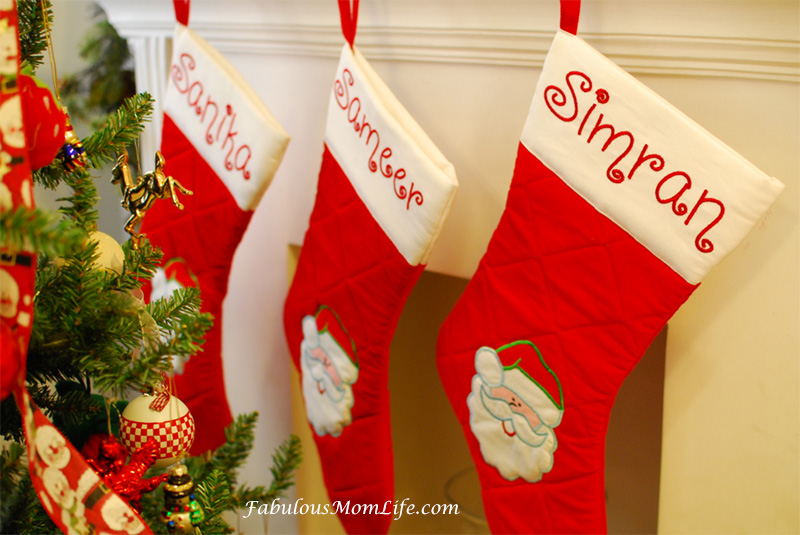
left=170, top=52, right=253, bottom=181
left=333, top=67, right=424, bottom=211
left=542, top=69, right=727, bottom=254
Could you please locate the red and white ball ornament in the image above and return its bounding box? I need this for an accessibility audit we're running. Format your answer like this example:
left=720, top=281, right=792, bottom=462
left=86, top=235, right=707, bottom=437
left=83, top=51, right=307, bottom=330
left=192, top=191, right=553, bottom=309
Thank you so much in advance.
left=119, top=390, right=195, bottom=469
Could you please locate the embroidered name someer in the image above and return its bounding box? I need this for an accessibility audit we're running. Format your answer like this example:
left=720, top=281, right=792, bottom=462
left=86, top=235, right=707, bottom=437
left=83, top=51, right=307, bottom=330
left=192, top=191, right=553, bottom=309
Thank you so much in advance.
left=333, top=68, right=423, bottom=211
left=523, top=31, right=783, bottom=285
left=323, top=45, right=458, bottom=267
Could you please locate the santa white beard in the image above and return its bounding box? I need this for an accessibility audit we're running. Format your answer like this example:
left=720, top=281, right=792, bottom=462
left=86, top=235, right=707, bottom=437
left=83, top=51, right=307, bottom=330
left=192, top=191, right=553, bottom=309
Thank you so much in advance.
left=300, top=340, right=358, bottom=438
left=149, top=267, right=184, bottom=301
left=150, top=267, right=193, bottom=373
left=468, top=375, right=558, bottom=483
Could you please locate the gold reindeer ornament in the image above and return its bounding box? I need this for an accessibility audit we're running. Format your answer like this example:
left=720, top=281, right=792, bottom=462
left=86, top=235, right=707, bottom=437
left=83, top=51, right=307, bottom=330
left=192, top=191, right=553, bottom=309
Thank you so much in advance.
left=111, top=150, right=192, bottom=247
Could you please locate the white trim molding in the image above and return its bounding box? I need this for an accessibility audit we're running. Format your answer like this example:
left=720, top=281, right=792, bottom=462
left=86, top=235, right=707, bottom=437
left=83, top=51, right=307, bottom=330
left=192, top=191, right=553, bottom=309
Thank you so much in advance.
left=100, top=0, right=799, bottom=160
left=101, top=0, right=800, bottom=83
left=125, top=34, right=169, bottom=158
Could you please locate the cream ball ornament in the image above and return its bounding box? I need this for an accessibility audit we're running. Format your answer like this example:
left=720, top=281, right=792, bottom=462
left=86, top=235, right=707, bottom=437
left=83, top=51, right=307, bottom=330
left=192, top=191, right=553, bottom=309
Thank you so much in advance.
left=89, top=231, right=125, bottom=275
left=119, top=392, right=195, bottom=469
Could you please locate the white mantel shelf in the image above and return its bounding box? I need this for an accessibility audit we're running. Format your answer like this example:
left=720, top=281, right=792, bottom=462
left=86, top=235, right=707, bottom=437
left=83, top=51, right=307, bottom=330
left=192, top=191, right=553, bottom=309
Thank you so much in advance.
left=102, top=0, right=800, bottom=83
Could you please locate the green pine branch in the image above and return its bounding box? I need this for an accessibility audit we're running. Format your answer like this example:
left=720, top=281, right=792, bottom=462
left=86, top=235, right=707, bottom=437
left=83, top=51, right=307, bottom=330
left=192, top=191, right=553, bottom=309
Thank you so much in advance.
left=144, top=415, right=304, bottom=534
left=33, top=90, right=154, bottom=192
left=0, top=205, right=84, bottom=258
left=82, top=92, right=154, bottom=169
left=0, top=442, right=26, bottom=522
left=192, top=412, right=260, bottom=486
left=15, top=0, right=51, bottom=73
left=234, top=433, right=302, bottom=506
left=115, top=238, right=162, bottom=291
left=0, top=476, right=58, bottom=535
left=3, top=4, right=302, bottom=532
left=262, top=433, right=303, bottom=502
left=194, top=469, right=236, bottom=534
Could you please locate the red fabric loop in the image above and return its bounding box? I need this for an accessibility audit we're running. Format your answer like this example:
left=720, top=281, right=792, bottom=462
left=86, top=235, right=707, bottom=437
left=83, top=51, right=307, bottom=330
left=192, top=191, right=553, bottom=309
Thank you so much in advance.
left=173, top=0, right=190, bottom=26
left=559, top=0, right=581, bottom=34
left=338, top=0, right=359, bottom=48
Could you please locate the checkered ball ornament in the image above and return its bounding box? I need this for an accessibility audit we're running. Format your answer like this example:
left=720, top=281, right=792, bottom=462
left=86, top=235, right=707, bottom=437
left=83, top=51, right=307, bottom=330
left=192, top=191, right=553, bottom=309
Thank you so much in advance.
left=119, top=394, right=195, bottom=468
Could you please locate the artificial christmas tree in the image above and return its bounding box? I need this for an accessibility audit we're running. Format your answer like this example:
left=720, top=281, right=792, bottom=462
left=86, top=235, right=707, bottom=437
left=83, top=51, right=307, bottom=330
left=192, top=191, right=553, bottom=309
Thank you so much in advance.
left=0, top=2, right=300, bottom=533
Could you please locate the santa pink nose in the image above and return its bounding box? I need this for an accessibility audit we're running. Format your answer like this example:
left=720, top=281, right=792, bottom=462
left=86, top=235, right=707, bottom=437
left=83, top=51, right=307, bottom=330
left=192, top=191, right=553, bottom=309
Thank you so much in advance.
left=310, top=347, right=342, bottom=387
left=491, top=385, right=542, bottom=430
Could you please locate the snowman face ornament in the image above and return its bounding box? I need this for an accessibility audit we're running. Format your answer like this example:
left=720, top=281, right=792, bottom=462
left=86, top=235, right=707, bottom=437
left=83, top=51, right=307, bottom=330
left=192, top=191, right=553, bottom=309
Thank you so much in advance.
left=467, top=343, right=564, bottom=483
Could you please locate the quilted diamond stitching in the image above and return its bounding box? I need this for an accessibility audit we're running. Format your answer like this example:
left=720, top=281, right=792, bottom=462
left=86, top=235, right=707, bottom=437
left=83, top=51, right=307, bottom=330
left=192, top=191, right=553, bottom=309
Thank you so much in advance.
left=436, top=143, right=697, bottom=534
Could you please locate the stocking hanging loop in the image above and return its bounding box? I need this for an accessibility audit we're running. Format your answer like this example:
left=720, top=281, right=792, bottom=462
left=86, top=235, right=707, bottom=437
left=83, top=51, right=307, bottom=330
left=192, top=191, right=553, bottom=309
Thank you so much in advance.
left=173, top=0, right=190, bottom=26
left=559, top=0, right=581, bottom=34
left=338, top=0, right=360, bottom=48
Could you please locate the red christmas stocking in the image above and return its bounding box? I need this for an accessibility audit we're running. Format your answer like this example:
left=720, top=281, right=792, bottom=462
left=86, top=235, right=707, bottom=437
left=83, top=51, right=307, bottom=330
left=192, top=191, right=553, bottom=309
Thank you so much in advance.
left=140, top=0, right=289, bottom=454
left=436, top=2, right=784, bottom=533
left=283, top=2, right=458, bottom=533
left=2, top=5, right=153, bottom=532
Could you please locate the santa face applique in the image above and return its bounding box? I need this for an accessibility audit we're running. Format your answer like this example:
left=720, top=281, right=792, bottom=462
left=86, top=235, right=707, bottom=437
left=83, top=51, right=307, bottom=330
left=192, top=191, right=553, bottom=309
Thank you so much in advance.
left=0, top=94, right=24, bottom=149
left=468, top=343, right=564, bottom=483
left=101, top=494, right=145, bottom=534
left=299, top=306, right=359, bottom=437
left=0, top=267, right=20, bottom=319
left=150, top=259, right=195, bottom=301
left=150, top=258, right=198, bottom=374
left=34, top=424, right=71, bottom=469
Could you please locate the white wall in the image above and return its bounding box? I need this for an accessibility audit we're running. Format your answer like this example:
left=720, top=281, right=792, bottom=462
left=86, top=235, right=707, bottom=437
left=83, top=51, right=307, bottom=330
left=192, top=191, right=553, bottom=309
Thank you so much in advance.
left=99, top=1, right=799, bottom=533
left=35, top=1, right=130, bottom=237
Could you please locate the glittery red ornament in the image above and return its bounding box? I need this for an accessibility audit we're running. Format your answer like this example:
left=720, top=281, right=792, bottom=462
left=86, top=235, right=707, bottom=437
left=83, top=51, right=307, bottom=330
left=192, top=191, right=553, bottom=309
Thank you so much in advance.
left=85, top=435, right=167, bottom=512
left=82, top=433, right=128, bottom=479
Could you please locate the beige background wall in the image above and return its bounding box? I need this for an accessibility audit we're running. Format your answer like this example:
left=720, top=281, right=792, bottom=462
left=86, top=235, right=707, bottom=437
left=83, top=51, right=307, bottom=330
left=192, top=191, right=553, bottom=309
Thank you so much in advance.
left=80, top=1, right=800, bottom=533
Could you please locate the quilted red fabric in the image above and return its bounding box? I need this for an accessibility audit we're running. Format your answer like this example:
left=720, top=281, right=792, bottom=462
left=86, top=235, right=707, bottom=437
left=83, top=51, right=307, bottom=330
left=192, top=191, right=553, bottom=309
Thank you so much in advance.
left=437, top=143, right=697, bottom=533
left=284, top=145, right=424, bottom=535
left=141, top=114, right=252, bottom=454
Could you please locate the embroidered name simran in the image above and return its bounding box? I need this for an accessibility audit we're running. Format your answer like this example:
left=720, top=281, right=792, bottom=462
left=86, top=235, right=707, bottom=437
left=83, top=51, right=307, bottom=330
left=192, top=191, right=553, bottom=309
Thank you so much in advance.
left=171, top=52, right=253, bottom=180
left=333, top=68, right=424, bottom=211
left=543, top=70, right=725, bottom=254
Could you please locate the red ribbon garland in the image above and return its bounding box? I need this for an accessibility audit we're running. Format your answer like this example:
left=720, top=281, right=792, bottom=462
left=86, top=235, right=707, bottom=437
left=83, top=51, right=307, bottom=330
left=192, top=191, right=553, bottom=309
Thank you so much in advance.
left=337, top=0, right=359, bottom=49
left=1, top=3, right=155, bottom=533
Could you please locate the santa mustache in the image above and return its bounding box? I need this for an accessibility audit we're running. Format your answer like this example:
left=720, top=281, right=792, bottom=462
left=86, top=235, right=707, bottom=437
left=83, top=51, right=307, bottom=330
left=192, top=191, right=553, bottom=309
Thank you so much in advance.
left=479, top=386, right=553, bottom=448
left=303, top=355, right=348, bottom=403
